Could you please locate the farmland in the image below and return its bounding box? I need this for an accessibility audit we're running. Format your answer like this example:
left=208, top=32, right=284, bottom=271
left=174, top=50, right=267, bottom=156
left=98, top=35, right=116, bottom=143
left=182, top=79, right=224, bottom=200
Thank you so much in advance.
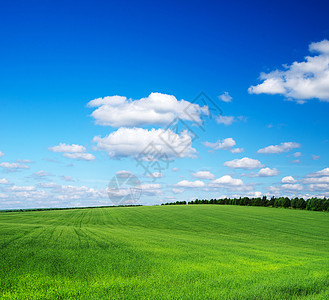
left=1, top=205, right=329, bottom=299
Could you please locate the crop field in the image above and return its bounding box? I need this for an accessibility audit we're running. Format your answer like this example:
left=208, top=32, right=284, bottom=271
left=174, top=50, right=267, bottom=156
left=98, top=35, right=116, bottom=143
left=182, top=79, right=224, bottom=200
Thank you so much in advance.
left=0, top=205, right=329, bottom=299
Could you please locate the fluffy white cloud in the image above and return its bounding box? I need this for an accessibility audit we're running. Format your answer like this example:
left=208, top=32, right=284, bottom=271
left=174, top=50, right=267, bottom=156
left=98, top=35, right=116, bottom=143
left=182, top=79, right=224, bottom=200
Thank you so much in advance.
left=224, top=157, right=264, bottom=170
left=203, top=138, right=243, bottom=153
left=0, top=162, right=30, bottom=170
left=0, top=151, right=4, bottom=158
left=0, top=178, right=9, bottom=184
left=135, top=183, right=162, bottom=196
left=218, top=92, right=232, bottom=102
left=303, top=176, right=329, bottom=184
left=175, top=180, right=205, bottom=188
left=209, top=175, right=244, bottom=187
left=249, top=40, right=329, bottom=102
left=192, top=171, right=215, bottom=180
left=49, top=143, right=95, bottom=161
left=49, top=143, right=86, bottom=153
left=93, top=127, right=197, bottom=160
left=307, top=167, right=329, bottom=177
left=257, top=142, right=301, bottom=154
left=257, top=167, right=279, bottom=177
left=216, top=115, right=235, bottom=125
left=308, top=183, right=329, bottom=191
left=87, top=92, right=209, bottom=127
left=61, top=176, right=74, bottom=182
left=282, top=176, right=296, bottom=183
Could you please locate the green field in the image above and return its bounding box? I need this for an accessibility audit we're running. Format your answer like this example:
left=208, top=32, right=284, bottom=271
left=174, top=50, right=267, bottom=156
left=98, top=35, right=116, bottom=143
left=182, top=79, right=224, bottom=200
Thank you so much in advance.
left=1, top=205, right=329, bottom=299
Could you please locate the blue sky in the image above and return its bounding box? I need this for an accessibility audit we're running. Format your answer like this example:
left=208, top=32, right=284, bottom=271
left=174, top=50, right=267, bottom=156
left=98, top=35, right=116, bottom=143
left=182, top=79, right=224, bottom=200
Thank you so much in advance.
left=1, top=0, right=329, bottom=209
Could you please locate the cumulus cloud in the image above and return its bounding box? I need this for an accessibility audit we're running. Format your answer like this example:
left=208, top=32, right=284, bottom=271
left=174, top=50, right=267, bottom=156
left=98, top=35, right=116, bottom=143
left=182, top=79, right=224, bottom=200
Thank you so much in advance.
left=0, top=151, right=4, bottom=158
left=257, top=167, right=279, bottom=177
left=282, top=176, right=296, bottom=183
left=93, top=127, right=197, bottom=160
left=192, top=171, right=215, bottom=180
left=49, top=143, right=86, bottom=153
left=203, top=138, right=243, bottom=153
left=293, top=152, right=302, bottom=158
left=257, top=142, right=301, bottom=154
left=175, top=180, right=205, bottom=188
left=87, top=92, right=209, bottom=127
left=303, top=176, right=329, bottom=184
left=224, top=157, right=264, bottom=170
left=308, top=183, right=329, bottom=191
left=209, top=175, right=244, bottom=187
left=0, top=162, right=30, bottom=170
left=307, top=167, right=329, bottom=177
left=49, top=143, right=95, bottom=161
left=249, top=39, right=329, bottom=102
left=61, top=176, right=74, bottom=182
left=218, top=92, right=232, bottom=103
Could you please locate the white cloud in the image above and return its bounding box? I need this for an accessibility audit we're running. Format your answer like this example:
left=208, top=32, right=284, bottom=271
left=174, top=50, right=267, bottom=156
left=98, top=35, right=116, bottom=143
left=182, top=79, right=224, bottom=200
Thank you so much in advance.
left=49, top=143, right=95, bottom=161
left=216, top=115, right=235, bottom=125
left=282, top=176, right=296, bottom=183
left=0, top=162, right=30, bottom=170
left=257, top=167, right=279, bottom=177
left=146, top=172, right=164, bottom=178
left=61, top=176, right=74, bottom=182
left=282, top=184, right=303, bottom=191
left=303, top=176, right=329, bottom=184
left=87, top=92, right=209, bottom=127
left=135, top=183, right=162, bottom=196
left=37, top=182, right=59, bottom=188
left=172, top=188, right=184, bottom=194
left=230, top=147, right=244, bottom=153
left=293, top=152, right=302, bottom=158
left=224, top=157, right=264, bottom=170
left=0, top=178, right=9, bottom=184
left=115, top=170, right=133, bottom=178
left=209, top=175, right=244, bottom=187
left=0, top=151, right=4, bottom=158
left=93, top=127, right=197, bottom=160
left=192, top=171, right=215, bottom=180
left=312, top=155, right=320, bottom=160
left=49, top=143, right=86, bottom=153
left=175, top=180, right=205, bottom=188
left=9, top=185, right=36, bottom=192
left=257, top=142, right=301, bottom=154
left=308, top=183, right=329, bottom=191
left=33, top=170, right=51, bottom=177
left=290, top=159, right=301, bottom=164
left=307, top=168, right=329, bottom=177
left=218, top=92, right=232, bottom=103
left=172, top=168, right=179, bottom=172
left=203, top=138, right=243, bottom=153
left=249, top=39, right=329, bottom=102
left=62, top=153, right=95, bottom=161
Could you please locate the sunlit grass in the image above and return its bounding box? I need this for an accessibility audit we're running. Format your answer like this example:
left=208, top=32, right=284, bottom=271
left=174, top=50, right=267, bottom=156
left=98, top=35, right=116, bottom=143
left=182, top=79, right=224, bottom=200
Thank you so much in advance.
left=1, top=205, right=329, bottom=299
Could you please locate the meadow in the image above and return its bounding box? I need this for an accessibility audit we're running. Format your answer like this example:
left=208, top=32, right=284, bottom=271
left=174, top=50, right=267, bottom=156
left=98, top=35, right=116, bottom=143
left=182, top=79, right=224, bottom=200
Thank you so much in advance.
left=0, top=205, right=329, bottom=299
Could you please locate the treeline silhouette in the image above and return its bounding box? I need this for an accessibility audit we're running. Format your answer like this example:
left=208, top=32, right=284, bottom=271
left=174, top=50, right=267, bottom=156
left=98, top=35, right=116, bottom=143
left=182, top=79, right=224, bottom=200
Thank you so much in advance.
left=162, top=196, right=329, bottom=211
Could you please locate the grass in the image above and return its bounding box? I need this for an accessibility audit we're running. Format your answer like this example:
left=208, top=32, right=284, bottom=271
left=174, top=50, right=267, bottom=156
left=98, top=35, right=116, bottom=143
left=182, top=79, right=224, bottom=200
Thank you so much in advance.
left=0, top=205, right=329, bottom=299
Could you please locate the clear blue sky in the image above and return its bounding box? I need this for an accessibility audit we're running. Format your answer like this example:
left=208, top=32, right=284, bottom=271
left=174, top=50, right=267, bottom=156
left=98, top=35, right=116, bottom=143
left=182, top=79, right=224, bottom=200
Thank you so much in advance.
left=1, top=0, right=329, bottom=209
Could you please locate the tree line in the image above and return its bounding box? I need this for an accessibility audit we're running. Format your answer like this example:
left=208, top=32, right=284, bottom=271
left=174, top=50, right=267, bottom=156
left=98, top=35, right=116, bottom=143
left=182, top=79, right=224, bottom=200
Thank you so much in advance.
left=162, top=196, right=329, bottom=211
